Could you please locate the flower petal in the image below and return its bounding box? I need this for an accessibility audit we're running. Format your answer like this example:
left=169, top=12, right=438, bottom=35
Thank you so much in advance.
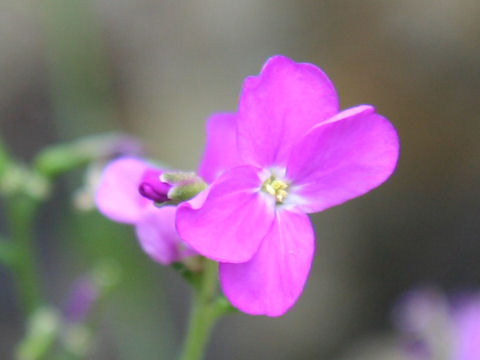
left=219, top=209, right=314, bottom=316
left=95, top=157, right=151, bottom=223
left=237, top=55, right=338, bottom=167
left=175, top=165, right=275, bottom=263
left=135, top=205, right=195, bottom=265
left=286, top=105, right=399, bottom=213
left=197, top=113, right=243, bottom=183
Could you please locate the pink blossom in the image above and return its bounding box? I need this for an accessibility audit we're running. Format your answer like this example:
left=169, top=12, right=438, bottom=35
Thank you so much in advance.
left=452, top=297, right=480, bottom=360
left=176, top=55, right=399, bottom=316
left=395, top=289, right=480, bottom=360
left=95, top=158, right=194, bottom=265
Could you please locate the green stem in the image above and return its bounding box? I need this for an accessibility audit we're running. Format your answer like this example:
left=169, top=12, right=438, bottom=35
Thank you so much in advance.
left=6, top=196, right=44, bottom=316
left=179, top=259, right=221, bottom=360
left=0, top=236, right=14, bottom=266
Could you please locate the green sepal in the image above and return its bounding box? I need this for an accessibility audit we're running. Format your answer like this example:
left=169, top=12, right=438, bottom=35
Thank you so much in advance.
left=159, top=170, right=207, bottom=203
left=168, top=182, right=206, bottom=202
left=160, top=171, right=198, bottom=184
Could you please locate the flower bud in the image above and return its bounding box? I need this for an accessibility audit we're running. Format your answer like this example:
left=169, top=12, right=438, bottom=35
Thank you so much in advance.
left=138, top=169, right=171, bottom=203
left=139, top=169, right=206, bottom=204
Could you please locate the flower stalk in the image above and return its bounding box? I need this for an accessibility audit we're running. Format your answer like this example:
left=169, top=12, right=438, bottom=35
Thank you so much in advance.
left=179, top=259, right=221, bottom=360
left=6, top=195, right=44, bottom=316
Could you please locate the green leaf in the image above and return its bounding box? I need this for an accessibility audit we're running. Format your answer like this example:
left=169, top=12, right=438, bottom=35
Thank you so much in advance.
left=33, top=133, right=140, bottom=179
left=33, top=144, right=90, bottom=179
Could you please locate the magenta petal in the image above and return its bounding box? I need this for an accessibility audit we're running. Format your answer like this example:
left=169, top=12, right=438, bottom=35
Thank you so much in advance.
left=237, top=55, right=338, bottom=167
left=286, top=105, right=399, bottom=213
left=176, top=166, right=275, bottom=263
left=198, top=113, right=243, bottom=183
left=220, top=210, right=314, bottom=316
left=95, top=157, right=150, bottom=223
left=135, top=205, right=194, bottom=265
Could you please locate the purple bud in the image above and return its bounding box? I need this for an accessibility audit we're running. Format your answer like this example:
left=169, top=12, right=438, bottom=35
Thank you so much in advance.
left=138, top=169, right=172, bottom=203
left=63, top=278, right=99, bottom=323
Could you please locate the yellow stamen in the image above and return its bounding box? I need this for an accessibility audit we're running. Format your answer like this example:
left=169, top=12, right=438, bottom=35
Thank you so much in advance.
left=262, top=176, right=289, bottom=203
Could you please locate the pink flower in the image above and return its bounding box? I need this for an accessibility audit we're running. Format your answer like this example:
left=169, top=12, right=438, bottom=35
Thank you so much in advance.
left=394, top=289, right=480, bottom=360
left=95, top=158, right=194, bottom=265
left=176, top=55, right=399, bottom=316
left=452, top=297, right=480, bottom=360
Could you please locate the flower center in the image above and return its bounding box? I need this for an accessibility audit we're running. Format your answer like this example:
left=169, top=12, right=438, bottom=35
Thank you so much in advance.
left=261, top=176, right=289, bottom=204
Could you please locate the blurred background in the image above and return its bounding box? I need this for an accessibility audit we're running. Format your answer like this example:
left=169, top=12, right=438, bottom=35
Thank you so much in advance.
left=1, top=0, right=479, bottom=359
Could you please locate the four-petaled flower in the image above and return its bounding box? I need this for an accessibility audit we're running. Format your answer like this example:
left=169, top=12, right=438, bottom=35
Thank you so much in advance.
left=176, top=55, right=399, bottom=316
